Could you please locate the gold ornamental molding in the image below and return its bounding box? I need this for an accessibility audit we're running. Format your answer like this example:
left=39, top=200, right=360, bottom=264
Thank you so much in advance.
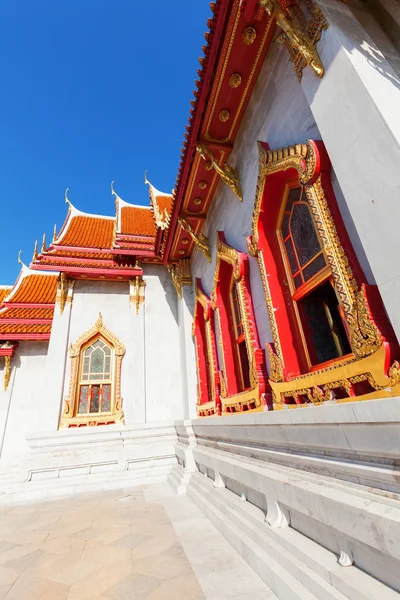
left=248, top=139, right=400, bottom=407
left=60, top=313, right=125, bottom=428
left=129, top=267, right=146, bottom=314
left=196, top=143, right=243, bottom=201
left=3, top=356, right=11, bottom=392
left=178, top=217, right=212, bottom=262
left=1, top=343, right=17, bottom=392
left=167, top=259, right=192, bottom=299
left=259, top=0, right=328, bottom=80
left=56, top=273, right=75, bottom=315
left=194, top=280, right=221, bottom=416
left=211, top=233, right=270, bottom=413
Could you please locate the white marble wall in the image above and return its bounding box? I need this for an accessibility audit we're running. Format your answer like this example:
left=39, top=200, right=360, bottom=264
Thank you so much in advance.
left=0, top=268, right=187, bottom=471
left=303, top=0, right=400, bottom=339
left=0, top=342, right=48, bottom=464
left=143, top=266, right=184, bottom=422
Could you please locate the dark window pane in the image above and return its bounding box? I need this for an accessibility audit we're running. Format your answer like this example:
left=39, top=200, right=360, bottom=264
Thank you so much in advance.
left=300, top=297, right=338, bottom=364
left=90, top=385, right=101, bottom=413
left=290, top=203, right=321, bottom=267
left=284, top=238, right=298, bottom=275
left=238, top=340, right=250, bottom=390
left=78, top=386, right=89, bottom=414
left=102, top=384, right=111, bottom=412
left=232, top=286, right=243, bottom=337
left=281, top=213, right=290, bottom=239
left=285, top=188, right=301, bottom=213
left=293, top=274, right=303, bottom=289
left=303, top=253, right=326, bottom=281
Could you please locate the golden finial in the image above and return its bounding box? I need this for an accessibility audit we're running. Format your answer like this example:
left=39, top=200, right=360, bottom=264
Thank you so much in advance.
left=32, top=240, right=38, bottom=262
left=65, top=188, right=72, bottom=208
left=53, top=224, right=57, bottom=243
left=17, top=250, right=23, bottom=265
left=41, top=232, right=47, bottom=254
left=95, top=313, right=103, bottom=329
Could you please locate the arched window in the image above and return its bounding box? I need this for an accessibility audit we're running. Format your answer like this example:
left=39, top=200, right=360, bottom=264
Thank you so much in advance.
left=193, top=280, right=220, bottom=417
left=60, top=314, right=125, bottom=427
left=248, top=140, right=399, bottom=407
left=278, top=186, right=351, bottom=367
left=212, top=232, right=269, bottom=414
left=78, top=338, right=113, bottom=415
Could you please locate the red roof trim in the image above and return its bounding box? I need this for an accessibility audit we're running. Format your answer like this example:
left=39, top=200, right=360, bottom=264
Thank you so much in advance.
left=2, top=303, right=56, bottom=309
left=163, top=0, right=231, bottom=264
left=0, top=319, right=53, bottom=325
left=0, top=334, right=51, bottom=341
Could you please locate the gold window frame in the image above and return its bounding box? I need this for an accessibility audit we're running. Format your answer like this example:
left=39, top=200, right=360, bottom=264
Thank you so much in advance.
left=247, top=140, right=400, bottom=406
left=60, top=313, right=125, bottom=428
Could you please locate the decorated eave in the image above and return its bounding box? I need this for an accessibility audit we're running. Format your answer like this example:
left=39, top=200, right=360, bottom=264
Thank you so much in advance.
left=31, top=184, right=174, bottom=280
left=0, top=263, right=58, bottom=341
left=165, top=0, right=276, bottom=263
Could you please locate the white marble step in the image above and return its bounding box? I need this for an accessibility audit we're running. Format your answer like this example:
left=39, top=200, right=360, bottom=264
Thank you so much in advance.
left=188, top=471, right=398, bottom=600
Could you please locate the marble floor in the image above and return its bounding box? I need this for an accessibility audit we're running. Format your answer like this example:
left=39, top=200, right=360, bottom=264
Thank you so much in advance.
left=0, top=483, right=276, bottom=600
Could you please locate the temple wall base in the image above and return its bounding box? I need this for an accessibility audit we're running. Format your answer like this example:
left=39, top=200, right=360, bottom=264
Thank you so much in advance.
left=171, top=398, right=400, bottom=599
left=0, top=422, right=177, bottom=505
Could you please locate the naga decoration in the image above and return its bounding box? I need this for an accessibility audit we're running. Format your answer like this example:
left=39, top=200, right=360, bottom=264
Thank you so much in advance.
left=178, top=217, right=212, bottom=262
left=259, top=0, right=328, bottom=80
left=167, top=259, right=192, bottom=299
left=196, top=143, right=243, bottom=202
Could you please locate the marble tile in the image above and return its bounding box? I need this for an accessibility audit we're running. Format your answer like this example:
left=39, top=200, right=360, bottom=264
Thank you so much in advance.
left=67, top=561, right=133, bottom=600
left=0, top=564, right=20, bottom=586
left=80, top=545, right=131, bottom=566
left=132, top=552, right=192, bottom=580
left=49, top=560, right=102, bottom=586
left=104, top=572, right=162, bottom=600
left=0, top=586, right=11, bottom=600
left=143, top=573, right=201, bottom=600
left=4, top=576, right=70, bottom=600
left=111, top=532, right=151, bottom=549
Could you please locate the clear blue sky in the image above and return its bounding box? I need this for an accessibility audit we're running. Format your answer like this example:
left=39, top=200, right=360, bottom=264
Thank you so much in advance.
left=0, top=1, right=210, bottom=284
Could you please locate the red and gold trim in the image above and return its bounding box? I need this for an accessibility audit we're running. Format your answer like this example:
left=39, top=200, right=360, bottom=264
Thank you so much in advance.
left=194, top=279, right=221, bottom=417
left=247, top=139, right=400, bottom=407
left=211, top=231, right=270, bottom=414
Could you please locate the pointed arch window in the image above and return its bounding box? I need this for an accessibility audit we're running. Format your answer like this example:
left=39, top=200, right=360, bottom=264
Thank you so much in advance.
left=78, top=338, right=113, bottom=415
left=193, top=280, right=221, bottom=417
left=248, top=140, right=399, bottom=408
left=211, top=232, right=269, bottom=414
left=60, top=314, right=125, bottom=427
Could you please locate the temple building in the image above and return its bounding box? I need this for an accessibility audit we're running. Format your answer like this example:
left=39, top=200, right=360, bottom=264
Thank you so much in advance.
left=1, top=1, right=400, bottom=598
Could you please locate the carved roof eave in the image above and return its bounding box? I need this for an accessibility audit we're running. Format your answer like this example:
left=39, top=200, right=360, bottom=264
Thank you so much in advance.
left=164, top=0, right=275, bottom=264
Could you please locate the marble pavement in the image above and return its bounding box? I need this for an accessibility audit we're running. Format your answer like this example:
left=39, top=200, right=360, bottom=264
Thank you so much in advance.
left=0, top=483, right=276, bottom=600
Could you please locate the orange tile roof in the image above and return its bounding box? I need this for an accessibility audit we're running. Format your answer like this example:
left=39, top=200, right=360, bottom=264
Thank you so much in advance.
left=10, top=275, right=58, bottom=304
left=0, top=323, right=51, bottom=334
left=120, top=207, right=156, bottom=236
left=156, top=195, right=174, bottom=218
left=0, top=288, right=11, bottom=305
left=3, top=308, right=54, bottom=319
left=59, top=216, right=115, bottom=248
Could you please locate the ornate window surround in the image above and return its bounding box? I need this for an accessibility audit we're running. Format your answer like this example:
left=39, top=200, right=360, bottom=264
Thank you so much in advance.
left=194, top=279, right=221, bottom=417
left=60, top=313, right=125, bottom=427
left=247, top=139, right=400, bottom=407
left=212, top=231, right=269, bottom=414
